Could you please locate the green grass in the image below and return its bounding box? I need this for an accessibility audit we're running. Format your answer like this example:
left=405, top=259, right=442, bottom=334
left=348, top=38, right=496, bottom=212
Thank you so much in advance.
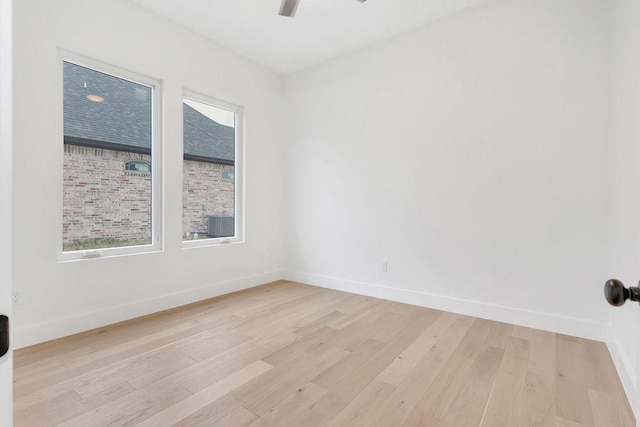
left=183, top=232, right=211, bottom=241
left=63, top=237, right=152, bottom=252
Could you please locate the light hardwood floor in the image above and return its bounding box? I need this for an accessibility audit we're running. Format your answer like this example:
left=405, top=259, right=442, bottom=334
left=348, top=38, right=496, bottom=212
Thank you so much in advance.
left=13, top=281, right=635, bottom=426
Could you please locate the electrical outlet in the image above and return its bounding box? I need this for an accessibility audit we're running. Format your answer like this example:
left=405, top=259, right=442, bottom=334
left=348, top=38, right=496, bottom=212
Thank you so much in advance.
left=381, top=261, right=388, bottom=273
left=12, top=290, right=23, bottom=306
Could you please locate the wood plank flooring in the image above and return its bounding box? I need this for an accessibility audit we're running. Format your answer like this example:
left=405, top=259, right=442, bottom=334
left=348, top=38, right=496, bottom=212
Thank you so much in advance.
left=13, top=281, right=635, bottom=426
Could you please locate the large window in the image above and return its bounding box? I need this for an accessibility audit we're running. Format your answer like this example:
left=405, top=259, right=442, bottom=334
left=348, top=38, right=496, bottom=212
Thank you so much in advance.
left=182, top=91, right=243, bottom=246
left=60, top=54, right=162, bottom=260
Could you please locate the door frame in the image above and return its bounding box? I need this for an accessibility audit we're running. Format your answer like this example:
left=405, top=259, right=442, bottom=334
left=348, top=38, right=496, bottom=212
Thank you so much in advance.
left=0, top=0, right=14, bottom=424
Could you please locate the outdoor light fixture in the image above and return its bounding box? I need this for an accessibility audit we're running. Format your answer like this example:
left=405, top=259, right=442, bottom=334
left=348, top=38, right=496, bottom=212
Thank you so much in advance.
left=86, top=94, right=104, bottom=103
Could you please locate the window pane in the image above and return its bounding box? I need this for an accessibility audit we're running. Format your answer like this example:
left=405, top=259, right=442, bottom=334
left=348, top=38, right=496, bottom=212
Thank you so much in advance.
left=182, top=97, right=236, bottom=241
left=63, top=61, right=153, bottom=252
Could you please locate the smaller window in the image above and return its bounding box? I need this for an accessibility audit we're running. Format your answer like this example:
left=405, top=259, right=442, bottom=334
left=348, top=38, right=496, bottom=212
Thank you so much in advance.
left=125, top=160, right=151, bottom=173
left=182, top=90, right=243, bottom=247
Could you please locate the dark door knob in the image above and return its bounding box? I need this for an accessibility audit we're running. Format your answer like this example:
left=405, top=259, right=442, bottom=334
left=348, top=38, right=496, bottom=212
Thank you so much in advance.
left=0, top=315, right=7, bottom=358
left=604, top=279, right=640, bottom=306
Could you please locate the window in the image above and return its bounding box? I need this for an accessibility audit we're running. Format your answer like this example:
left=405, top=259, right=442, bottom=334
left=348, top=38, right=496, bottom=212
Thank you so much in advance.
left=182, top=91, right=243, bottom=245
left=60, top=54, right=162, bottom=259
left=125, top=160, right=151, bottom=173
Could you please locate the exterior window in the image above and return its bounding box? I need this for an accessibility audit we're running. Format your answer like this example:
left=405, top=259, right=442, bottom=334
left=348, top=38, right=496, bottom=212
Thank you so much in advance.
left=182, top=91, right=243, bottom=245
left=61, top=55, right=162, bottom=259
left=125, top=160, right=151, bottom=173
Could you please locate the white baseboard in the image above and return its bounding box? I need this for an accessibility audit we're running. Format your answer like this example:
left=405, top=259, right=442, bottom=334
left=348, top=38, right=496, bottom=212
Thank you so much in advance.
left=283, top=270, right=609, bottom=342
left=15, top=268, right=610, bottom=347
left=16, top=268, right=636, bottom=419
left=13, top=270, right=284, bottom=349
left=607, top=332, right=639, bottom=422
left=287, top=269, right=637, bottom=418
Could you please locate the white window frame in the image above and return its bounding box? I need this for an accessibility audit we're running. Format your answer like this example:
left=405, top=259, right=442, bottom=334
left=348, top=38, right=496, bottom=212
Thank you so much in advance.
left=181, top=89, right=244, bottom=249
left=57, top=51, right=164, bottom=262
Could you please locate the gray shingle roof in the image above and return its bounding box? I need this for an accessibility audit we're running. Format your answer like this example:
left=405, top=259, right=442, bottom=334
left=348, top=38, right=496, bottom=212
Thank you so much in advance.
left=183, top=104, right=235, bottom=162
left=63, top=61, right=234, bottom=163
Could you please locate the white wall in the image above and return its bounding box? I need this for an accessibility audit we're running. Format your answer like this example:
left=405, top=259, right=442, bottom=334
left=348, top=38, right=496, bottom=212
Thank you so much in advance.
left=12, top=0, right=287, bottom=347
left=284, top=0, right=611, bottom=339
left=11, top=0, right=640, bottom=417
left=608, top=0, right=640, bottom=415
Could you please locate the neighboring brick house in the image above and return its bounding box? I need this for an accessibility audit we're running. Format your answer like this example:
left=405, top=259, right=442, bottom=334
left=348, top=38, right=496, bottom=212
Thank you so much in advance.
left=63, top=62, right=235, bottom=249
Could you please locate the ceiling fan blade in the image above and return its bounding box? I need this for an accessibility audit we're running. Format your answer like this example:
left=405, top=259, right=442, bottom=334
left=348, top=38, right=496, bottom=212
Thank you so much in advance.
left=279, top=0, right=364, bottom=18
left=279, top=0, right=299, bottom=17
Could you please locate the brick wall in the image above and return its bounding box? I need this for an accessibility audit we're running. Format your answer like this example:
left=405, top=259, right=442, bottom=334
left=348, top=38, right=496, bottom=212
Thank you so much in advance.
left=63, top=144, right=235, bottom=248
left=183, top=159, right=235, bottom=236
left=63, top=144, right=152, bottom=247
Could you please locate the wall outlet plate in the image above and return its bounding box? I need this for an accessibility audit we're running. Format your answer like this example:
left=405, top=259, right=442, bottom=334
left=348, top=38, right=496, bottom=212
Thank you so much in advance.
left=12, top=290, right=23, bottom=306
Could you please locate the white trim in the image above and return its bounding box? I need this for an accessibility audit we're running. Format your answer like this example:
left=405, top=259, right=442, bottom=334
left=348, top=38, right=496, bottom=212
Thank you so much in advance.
left=283, top=270, right=609, bottom=341
left=14, top=267, right=639, bottom=420
left=56, top=50, right=164, bottom=262
left=0, top=0, right=13, bottom=424
left=13, top=270, right=283, bottom=349
left=15, top=270, right=613, bottom=346
left=181, top=89, right=245, bottom=249
left=607, top=330, right=639, bottom=422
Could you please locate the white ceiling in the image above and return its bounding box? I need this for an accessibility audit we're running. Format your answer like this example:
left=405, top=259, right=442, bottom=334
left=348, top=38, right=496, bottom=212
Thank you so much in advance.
left=131, top=0, right=491, bottom=75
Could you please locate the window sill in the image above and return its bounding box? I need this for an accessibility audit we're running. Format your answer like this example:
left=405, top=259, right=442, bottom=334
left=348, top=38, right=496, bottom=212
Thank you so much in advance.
left=57, top=245, right=162, bottom=263
left=181, top=237, right=243, bottom=250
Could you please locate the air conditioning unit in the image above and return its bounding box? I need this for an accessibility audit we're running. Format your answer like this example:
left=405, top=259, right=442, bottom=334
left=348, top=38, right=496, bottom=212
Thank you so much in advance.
left=207, top=215, right=234, bottom=238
